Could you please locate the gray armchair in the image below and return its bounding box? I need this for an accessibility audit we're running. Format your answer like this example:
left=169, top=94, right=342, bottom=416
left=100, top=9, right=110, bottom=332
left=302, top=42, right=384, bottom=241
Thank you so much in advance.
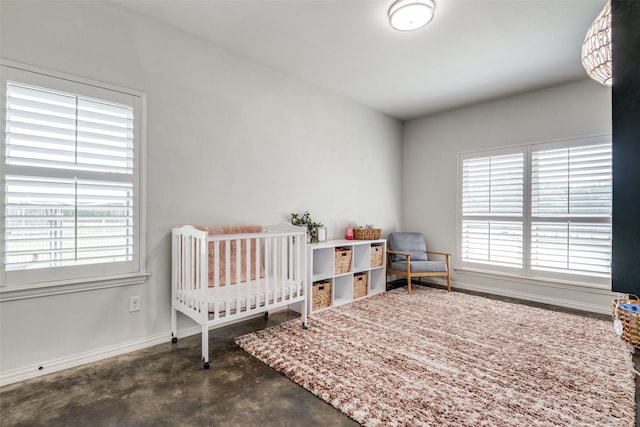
left=386, top=232, right=451, bottom=294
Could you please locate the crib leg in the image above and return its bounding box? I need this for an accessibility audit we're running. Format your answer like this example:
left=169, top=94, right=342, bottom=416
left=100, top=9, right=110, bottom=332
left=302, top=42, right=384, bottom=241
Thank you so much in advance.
left=201, top=324, right=210, bottom=369
left=301, top=283, right=308, bottom=330
left=264, top=311, right=269, bottom=320
left=171, top=308, right=178, bottom=343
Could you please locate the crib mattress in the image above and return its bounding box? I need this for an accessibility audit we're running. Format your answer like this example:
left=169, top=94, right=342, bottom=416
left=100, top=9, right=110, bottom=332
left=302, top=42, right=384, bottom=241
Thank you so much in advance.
left=207, top=280, right=303, bottom=314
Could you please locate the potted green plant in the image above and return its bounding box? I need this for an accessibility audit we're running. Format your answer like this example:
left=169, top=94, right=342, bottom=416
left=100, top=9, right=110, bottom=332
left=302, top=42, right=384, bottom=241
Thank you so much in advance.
left=290, top=211, right=324, bottom=244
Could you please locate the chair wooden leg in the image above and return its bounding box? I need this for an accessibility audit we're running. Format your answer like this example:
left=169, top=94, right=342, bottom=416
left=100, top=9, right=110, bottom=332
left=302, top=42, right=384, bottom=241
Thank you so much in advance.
left=407, top=275, right=412, bottom=294
left=445, top=254, right=451, bottom=292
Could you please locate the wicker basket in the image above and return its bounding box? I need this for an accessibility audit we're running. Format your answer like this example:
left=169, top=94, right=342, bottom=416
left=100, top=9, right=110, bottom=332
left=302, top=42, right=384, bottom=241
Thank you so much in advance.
left=612, top=294, right=640, bottom=348
left=353, top=273, right=368, bottom=299
left=334, top=247, right=352, bottom=275
left=370, top=245, right=384, bottom=267
left=353, top=228, right=382, bottom=240
left=312, top=280, right=332, bottom=311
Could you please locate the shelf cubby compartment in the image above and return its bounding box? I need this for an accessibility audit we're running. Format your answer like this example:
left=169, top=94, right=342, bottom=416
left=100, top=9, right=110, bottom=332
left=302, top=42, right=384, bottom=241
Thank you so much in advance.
left=370, top=244, right=385, bottom=269
left=311, top=280, right=332, bottom=312
left=333, top=275, right=353, bottom=307
left=353, top=272, right=368, bottom=299
left=353, top=244, right=371, bottom=273
left=369, top=268, right=386, bottom=295
left=334, top=247, right=353, bottom=275
left=312, top=247, right=334, bottom=281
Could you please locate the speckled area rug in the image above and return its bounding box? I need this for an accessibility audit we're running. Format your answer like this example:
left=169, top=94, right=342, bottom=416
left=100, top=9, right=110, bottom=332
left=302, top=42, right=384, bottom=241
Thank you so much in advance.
left=236, top=286, right=636, bottom=426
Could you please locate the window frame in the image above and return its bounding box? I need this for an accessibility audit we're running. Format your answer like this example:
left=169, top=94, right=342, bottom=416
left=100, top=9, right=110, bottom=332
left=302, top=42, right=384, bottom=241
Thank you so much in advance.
left=457, top=134, right=612, bottom=288
left=1, top=59, right=147, bottom=299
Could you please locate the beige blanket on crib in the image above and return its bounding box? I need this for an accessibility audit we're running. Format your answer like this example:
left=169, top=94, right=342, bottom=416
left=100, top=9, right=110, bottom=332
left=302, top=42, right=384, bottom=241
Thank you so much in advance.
left=195, top=225, right=265, bottom=286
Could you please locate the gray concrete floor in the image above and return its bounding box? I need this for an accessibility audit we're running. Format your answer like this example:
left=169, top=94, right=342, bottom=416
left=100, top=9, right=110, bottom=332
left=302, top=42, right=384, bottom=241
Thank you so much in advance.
left=0, top=282, right=638, bottom=426
left=0, top=310, right=357, bottom=427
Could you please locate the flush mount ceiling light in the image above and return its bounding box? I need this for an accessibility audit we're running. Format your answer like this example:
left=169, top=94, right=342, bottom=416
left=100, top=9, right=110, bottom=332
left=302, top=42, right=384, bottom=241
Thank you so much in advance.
left=581, top=0, right=612, bottom=86
left=388, top=0, right=436, bottom=32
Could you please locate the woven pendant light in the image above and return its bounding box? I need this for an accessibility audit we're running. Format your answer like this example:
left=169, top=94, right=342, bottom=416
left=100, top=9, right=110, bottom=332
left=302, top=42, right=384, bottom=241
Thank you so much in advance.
left=581, top=0, right=612, bottom=86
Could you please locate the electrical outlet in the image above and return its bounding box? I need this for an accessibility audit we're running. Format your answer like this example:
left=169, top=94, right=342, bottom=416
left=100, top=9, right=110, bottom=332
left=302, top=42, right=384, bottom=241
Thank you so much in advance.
left=129, top=296, right=141, bottom=312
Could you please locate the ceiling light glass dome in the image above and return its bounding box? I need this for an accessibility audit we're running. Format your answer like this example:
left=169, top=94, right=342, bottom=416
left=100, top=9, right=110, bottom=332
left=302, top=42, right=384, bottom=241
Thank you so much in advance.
left=388, top=0, right=436, bottom=32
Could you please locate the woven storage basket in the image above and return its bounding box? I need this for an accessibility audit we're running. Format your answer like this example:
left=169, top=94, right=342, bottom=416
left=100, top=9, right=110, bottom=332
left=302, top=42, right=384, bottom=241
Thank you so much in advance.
left=370, top=246, right=383, bottom=268
left=312, top=281, right=332, bottom=311
left=334, top=247, right=352, bottom=275
left=353, top=228, right=382, bottom=240
left=353, top=273, right=368, bottom=299
left=612, top=294, right=640, bottom=348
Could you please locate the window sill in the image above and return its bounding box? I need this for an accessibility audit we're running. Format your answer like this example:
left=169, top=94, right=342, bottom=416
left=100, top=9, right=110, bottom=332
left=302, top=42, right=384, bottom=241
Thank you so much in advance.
left=454, top=267, right=611, bottom=295
left=0, top=272, right=150, bottom=302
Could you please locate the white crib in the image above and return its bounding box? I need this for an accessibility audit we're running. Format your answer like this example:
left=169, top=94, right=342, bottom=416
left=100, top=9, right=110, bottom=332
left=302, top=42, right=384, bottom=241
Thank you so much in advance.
left=171, top=223, right=307, bottom=368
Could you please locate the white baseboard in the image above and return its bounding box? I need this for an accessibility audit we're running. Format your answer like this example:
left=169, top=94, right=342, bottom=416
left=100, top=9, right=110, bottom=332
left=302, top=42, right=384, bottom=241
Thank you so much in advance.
left=0, top=332, right=169, bottom=387
left=0, top=306, right=290, bottom=387
left=424, top=277, right=612, bottom=315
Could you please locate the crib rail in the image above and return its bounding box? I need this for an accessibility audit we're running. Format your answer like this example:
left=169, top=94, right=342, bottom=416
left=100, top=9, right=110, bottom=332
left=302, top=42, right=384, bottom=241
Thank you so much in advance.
left=208, top=230, right=305, bottom=320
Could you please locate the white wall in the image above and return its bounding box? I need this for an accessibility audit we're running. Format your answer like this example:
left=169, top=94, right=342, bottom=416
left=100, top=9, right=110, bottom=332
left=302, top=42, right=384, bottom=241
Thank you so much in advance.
left=403, top=80, right=614, bottom=313
left=0, top=1, right=403, bottom=381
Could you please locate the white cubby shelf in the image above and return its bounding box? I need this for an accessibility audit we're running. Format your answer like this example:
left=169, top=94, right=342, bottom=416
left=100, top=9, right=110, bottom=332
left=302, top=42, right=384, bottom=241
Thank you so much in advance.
left=308, top=239, right=386, bottom=313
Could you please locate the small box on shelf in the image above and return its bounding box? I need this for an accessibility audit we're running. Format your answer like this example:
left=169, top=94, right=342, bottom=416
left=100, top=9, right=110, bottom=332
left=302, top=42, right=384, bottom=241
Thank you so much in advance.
left=353, top=227, right=382, bottom=240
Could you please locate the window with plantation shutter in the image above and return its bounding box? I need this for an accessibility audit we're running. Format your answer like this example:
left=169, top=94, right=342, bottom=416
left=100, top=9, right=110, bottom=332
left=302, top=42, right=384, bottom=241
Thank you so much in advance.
left=461, top=150, right=524, bottom=270
left=459, top=136, right=612, bottom=286
left=530, top=143, right=612, bottom=278
left=1, top=62, right=146, bottom=291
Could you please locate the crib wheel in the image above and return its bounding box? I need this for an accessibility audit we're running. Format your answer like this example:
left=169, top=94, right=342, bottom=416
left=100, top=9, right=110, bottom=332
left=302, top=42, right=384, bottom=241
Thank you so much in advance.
left=302, top=323, right=308, bottom=330
left=171, top=337, right=178, bottom=344
left=264, top=311, right=269, bottom=320
left=204, top=361, right=211, bottom=369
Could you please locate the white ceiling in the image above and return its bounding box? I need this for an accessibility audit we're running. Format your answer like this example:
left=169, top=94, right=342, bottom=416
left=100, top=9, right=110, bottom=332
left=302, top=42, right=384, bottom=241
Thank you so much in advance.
left=113, top=0, right=604, bottom=120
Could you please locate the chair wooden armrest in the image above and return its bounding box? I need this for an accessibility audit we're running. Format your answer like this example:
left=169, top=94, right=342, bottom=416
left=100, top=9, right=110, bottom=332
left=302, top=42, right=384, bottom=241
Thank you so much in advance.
left=426, top=251, right=451, bottom=268
left=426, top=250, right=451, bottom=259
